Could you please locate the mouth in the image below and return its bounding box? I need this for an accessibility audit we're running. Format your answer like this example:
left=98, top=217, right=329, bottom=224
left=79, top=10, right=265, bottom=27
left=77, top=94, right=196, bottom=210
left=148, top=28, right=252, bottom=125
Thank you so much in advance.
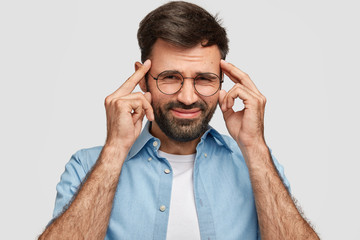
left=170, top=108, right=202, bottom=119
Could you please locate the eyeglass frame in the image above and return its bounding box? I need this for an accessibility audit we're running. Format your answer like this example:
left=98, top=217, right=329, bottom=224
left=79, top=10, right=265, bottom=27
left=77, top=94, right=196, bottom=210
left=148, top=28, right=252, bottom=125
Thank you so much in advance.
left=147, top=70, right=224, bottom=97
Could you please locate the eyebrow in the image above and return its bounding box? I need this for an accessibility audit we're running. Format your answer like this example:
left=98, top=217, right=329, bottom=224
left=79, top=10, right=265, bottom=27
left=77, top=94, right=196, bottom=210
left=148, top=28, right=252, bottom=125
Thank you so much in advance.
left=164, top=70, right=215, bottom=75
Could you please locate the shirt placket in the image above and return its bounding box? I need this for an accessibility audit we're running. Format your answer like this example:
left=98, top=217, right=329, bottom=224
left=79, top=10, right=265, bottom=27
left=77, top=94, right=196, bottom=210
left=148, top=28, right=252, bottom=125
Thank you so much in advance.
left=150, top=139, right=174, bottom=240
left=193, top=140, right=217, bottom=240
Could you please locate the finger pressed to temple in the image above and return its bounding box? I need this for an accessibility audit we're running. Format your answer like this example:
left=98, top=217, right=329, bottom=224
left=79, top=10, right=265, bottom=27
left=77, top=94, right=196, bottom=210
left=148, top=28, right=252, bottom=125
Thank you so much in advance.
left=220, top=60, right=261, bottom=95
left=111, top=59, right=152, bottom=98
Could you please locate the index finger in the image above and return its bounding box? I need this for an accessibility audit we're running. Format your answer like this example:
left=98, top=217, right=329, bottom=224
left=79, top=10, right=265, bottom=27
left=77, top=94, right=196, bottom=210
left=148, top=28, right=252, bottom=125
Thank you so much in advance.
left=112, top=59, right=151, bottom=98
left=220, top=60, right=261, bottom=95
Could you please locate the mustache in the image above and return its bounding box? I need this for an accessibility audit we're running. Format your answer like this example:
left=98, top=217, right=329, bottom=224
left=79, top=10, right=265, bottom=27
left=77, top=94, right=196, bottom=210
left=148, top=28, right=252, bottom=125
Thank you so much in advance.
left=164, top=101, right=207, bottom=111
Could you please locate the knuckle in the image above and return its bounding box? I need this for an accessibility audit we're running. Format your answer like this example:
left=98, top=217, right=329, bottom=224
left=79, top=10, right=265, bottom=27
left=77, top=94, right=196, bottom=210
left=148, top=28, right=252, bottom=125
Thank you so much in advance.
left=131, top=99, right=142, bottom=107
left=235, top=83, right=242, bottom=88
left=262, top=96, right=267, bottom=104
left=108, top=98, right=124, bottom=110
left=132, top=92, right=146, bottom=105
left=114, top=99, right=122, bottom=108
left=104, top=96, right=112, bottom=106
left=255, top=97, right=264, bottom=106
left=133, top=92, right=144, bottom=98
left=234, top=83, right=244, bottom=92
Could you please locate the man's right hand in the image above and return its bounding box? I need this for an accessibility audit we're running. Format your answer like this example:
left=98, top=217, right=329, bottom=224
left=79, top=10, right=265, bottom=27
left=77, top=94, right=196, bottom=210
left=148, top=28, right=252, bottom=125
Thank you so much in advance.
left=39, top=61, right=154, bottom=240
left=104, top=59, right=154, bottom=151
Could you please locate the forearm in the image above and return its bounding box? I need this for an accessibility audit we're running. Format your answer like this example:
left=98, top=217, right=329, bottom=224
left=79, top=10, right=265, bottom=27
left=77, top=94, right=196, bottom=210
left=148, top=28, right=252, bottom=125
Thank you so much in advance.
left=39, top=144, right=128, bottom=240
left=241, top=144, right=319, bottom=240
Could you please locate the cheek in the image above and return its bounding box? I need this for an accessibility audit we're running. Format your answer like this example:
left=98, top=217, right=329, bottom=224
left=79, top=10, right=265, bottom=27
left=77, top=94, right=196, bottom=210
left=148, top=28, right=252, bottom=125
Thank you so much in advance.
left=147, top=82, right=161, bottom=104
left=146, top=78, right=156, bottom=93
left=150, top=91, right=172, bottom=109
left=204, top=95, right=219, bottom=108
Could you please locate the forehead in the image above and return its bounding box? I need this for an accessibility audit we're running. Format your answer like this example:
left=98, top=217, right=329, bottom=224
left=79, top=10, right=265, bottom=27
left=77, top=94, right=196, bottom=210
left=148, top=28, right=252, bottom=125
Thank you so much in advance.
left=149, top=39, right=221, bottom=74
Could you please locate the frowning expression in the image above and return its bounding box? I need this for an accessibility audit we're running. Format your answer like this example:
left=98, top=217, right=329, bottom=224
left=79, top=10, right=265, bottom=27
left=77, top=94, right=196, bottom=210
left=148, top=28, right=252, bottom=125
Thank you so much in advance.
left=145, top=39, right=222, bottom=142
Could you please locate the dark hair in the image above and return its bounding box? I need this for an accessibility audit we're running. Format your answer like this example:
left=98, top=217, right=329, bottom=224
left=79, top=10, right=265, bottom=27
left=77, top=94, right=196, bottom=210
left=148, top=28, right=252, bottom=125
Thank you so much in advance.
left=137, top=1, right=229, bottom=63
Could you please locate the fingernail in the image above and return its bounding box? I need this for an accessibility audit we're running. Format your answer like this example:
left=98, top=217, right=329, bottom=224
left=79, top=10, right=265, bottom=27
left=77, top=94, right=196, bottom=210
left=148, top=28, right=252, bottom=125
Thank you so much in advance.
left=143, top=59, right=151, bottom=66
left=221, top=59, right=227, bottom=64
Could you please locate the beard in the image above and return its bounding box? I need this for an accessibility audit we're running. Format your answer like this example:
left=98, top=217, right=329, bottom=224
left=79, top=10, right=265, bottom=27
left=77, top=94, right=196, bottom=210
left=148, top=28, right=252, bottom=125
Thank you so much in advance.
left=152, top=100, right=217, bottom=142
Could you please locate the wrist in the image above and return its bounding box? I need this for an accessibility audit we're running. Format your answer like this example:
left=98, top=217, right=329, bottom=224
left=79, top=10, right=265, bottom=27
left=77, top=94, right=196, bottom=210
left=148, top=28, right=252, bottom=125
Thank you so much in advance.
left=101, top=142, right=130, bottom=166
left=239, top=141, right=271, bottom=168
left=105, top=137, right=133, bottom=152
left=237, top=136, right=267, bottom=154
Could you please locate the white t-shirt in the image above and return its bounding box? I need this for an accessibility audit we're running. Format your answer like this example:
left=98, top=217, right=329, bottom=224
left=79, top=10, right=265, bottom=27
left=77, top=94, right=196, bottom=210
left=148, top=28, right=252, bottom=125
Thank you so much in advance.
left=158, top=150, right=201, bottom=240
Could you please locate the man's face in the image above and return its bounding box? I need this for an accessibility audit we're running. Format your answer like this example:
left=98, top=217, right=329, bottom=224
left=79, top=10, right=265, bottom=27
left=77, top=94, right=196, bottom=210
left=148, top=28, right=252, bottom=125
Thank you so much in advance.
left=146, top=39, right=221, bottom=142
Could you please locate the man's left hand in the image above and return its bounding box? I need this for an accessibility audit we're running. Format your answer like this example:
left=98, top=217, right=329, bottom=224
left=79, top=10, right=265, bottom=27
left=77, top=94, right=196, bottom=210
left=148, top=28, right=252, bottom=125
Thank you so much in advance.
left=219, top=60, right=267, bottom=151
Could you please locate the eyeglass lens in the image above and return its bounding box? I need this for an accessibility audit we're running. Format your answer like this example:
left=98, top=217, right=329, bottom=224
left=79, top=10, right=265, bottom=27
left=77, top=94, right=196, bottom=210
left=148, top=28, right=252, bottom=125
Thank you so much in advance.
left=156, top=71, right=221, bottom=96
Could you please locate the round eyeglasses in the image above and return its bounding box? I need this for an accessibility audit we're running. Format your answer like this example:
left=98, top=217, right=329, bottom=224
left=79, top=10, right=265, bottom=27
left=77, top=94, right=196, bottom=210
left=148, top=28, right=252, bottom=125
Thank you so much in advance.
left=148, top=70, right=223, bottom=97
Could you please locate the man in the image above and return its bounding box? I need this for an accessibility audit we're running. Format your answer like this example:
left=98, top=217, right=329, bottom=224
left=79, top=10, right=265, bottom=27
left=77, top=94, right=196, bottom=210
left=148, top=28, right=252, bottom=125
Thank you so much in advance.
left=40, top=1, right=319, bottom=239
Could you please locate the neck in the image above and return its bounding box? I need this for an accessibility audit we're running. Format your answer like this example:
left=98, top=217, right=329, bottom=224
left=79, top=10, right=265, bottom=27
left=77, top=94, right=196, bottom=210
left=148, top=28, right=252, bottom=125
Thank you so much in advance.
left=150, top=121, right=201, bottom=155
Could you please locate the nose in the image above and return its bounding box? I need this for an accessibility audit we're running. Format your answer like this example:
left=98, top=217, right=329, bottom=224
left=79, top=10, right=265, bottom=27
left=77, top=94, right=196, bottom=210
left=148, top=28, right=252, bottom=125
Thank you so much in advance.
left=176, top=78, right=199, bottom=106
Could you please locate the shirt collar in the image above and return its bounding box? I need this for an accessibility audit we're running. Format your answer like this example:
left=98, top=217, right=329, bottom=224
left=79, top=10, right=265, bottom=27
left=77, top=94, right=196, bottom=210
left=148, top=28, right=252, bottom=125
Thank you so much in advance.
left=126, top=121, right=233, bottom=161
left=200, top=126, right=233, bottom=153
left=126, top=121, right=156, bottom=160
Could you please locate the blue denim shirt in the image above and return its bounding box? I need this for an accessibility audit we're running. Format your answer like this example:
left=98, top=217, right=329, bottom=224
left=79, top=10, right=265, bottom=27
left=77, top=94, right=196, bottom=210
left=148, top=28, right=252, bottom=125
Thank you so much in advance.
left=53, top=122, right=290, bottom=240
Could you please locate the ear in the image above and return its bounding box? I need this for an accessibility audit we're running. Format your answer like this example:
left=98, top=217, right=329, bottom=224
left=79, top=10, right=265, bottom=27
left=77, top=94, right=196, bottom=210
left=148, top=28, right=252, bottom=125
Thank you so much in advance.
left=135, top=61, right=148, bottom=92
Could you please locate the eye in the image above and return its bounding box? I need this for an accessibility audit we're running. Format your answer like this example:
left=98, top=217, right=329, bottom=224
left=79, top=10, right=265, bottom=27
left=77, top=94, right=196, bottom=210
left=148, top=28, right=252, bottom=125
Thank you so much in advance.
left=164, top=75, right=180, bottom=80
left=196, top=74, right=218, bottom=82
left=159, top=71, right=182, bottom=81
left=197, top=76, right=212, bottom=81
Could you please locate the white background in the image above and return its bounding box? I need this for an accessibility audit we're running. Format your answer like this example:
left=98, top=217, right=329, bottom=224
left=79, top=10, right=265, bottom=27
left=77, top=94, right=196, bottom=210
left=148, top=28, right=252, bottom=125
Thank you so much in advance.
left=1, top=0, right=359, bottom=239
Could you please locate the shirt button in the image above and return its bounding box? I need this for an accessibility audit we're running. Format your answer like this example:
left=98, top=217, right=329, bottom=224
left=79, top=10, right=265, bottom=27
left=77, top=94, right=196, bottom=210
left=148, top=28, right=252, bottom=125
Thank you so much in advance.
left=153, top=141, right=158, bottom=147
left=159, top=205, right=166, bottom=212
left=164, top=169, right=171, bottom=174
left=148, top=157, right=152, bottom=161
left=204, top=153, right=207, bottom=157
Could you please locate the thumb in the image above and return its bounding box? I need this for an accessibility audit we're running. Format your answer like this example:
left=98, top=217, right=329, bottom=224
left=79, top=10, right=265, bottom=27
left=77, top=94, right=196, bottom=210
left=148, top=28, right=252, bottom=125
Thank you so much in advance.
left=143, top=92, right=154, bottom=121
left=144, top=92, right=152, bottom=103
left=218, top=89, right=227, bottom=112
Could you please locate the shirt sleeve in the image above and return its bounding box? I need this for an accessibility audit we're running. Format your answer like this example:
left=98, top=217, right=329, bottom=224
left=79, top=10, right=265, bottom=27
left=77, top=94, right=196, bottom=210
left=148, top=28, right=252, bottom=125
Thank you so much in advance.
left=270, top=151, right=292, bottom=193
left=52, top=150, right=88, bottom=219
